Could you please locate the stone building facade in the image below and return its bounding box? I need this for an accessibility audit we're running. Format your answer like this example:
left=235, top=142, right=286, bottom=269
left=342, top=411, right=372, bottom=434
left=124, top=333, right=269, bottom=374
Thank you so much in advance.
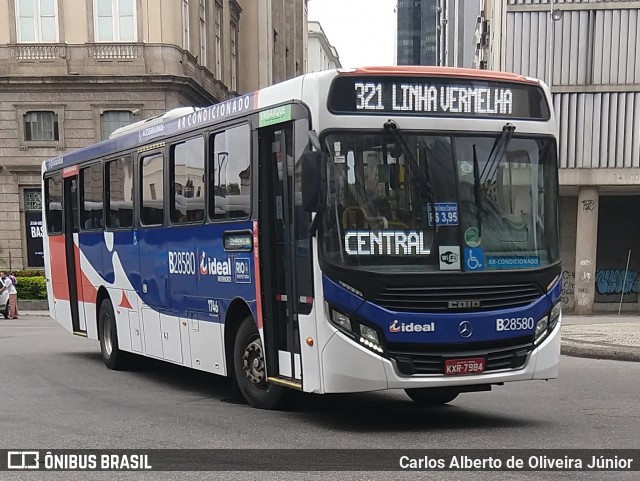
left=0, top=0, right=307, bottom=270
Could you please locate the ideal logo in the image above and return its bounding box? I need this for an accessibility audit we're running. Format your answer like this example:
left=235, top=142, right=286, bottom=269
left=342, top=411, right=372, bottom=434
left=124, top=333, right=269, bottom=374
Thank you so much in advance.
left=199, top=251, right=232, bottom=282
left=389, top=320, right=436, bottom=333
left=234, top=258, right=251, bottom=284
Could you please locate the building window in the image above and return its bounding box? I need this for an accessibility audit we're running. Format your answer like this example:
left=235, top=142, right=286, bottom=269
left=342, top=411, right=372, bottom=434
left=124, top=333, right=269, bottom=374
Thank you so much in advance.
left=182, top=0, right=189, bottom=50
left=215, top=2, right=222, bottom=79
left=210, top=124, right=250, bottom=220
left=94, top=0, right=136, bottom=42
left=16, top=0, right=59, bottom=42
left=106, top=155, right=134, bottom=229
left=141, top=154, right=164, bottom=226
left=24, top=111, right=59, bottom=141
left=80, top=163, right=104, bottom=230
left=100, top=110, right=133, bottom=140
left=170, top=136, right=205, bottom=224
left=230, top=21, right=238, bottom=91
left=199, top=1, right=206, bottom=66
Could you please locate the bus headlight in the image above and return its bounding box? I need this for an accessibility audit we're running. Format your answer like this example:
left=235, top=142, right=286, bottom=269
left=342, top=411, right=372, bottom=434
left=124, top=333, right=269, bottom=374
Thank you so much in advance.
left=549, top=302, right=562, bottom=331
left=331, top=309, right=353, bottom=333
left=359, top=325, right=383, bottom=353
left=534, top=301, right=561, bottom=345
left=534, top=316, right=549, bottom=344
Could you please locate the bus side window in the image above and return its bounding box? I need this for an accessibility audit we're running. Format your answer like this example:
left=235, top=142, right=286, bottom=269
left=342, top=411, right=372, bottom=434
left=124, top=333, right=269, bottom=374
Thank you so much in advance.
left=45, top=173, right=63, bottom=235
left=170, top=136, right=205, bottom=224
left=209, top=124, right=251, bottom=221
left=106, top=156, right=134, bottom=229
left=140, top=153, right=165, bottom=226
left=80, top=163, right=104, bottom=231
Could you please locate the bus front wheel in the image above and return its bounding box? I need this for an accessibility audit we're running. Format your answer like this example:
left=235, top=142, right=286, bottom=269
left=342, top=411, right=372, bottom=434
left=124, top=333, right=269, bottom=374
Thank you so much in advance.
left=99, top=299, right=129, bottom=370
left=233, top=316, right=286, bottom=410
left=404, top=388, right=460, bottom=406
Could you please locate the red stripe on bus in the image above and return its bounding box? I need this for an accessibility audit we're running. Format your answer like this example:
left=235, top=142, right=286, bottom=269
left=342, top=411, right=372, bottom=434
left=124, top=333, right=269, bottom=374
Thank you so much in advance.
left=76, top=242, right=98, bottom=304
left=119, top=291, right=133, bottom=310
left=50, top=235, right=70, bottom=301
left=253, top=220, right=263, bottom=330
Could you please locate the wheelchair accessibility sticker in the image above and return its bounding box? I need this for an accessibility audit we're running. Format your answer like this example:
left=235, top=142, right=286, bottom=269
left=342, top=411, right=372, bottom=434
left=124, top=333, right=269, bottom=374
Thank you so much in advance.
left=464, top=247, right=485, bottom=271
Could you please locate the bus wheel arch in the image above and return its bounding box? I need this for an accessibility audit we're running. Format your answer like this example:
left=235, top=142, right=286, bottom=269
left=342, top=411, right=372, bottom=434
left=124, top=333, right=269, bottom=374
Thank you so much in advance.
left=224, top=299, right=287, bottom=409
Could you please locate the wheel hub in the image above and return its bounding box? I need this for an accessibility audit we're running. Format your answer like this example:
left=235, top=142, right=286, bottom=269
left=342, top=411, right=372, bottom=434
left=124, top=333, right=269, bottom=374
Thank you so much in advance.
left=243, top=339, right=266, bottom=385
left=103, top=314, right=112, bottom=357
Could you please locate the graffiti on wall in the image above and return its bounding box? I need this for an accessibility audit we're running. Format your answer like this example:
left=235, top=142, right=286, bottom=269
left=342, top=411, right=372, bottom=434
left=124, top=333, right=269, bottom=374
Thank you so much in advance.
left=596, top=269, right=640, bottom=295
left=561, top=270, right=575, bottom=307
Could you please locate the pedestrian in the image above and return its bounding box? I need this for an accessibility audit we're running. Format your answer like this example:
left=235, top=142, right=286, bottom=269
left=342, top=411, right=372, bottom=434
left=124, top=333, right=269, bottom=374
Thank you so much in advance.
left=0, top=271, right=18, bottom=319
left=9, top=272, right=18, bottom=319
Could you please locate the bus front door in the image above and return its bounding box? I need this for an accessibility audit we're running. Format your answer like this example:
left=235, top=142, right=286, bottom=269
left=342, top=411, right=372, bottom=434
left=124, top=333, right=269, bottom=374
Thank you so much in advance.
left=257, top=119, right=313, bottom=387
left=62, top=173, right=85, bottom=334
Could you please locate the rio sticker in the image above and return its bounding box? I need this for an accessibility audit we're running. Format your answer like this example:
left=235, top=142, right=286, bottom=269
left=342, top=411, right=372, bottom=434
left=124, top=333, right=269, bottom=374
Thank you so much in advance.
left=464, top=227, right=481, bottom=247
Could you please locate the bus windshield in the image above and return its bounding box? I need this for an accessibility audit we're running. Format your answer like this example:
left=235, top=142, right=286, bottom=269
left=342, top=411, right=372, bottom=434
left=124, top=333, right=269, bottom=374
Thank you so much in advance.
left=321, top=131, right=560, bottom=273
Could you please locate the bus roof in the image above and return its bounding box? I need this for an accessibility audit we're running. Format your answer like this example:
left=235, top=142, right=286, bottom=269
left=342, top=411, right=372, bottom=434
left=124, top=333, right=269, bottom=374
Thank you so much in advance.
left=340, top=66, right=540, bottom=85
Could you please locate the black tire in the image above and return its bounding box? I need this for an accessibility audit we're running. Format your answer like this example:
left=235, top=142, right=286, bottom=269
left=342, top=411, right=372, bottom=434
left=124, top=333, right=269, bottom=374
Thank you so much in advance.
left=233, top=316, right=287, bottom=410
left=405, top=388, right=460, bottom=406
left=99, top=299, right=129, bottom=370
left=2, top=301, right=8, bottom=319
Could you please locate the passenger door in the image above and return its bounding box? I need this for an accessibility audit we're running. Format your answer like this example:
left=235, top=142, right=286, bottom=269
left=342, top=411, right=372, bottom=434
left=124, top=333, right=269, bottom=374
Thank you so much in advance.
left=62, top=168, right=84, bottom=334
left=257, top=115, right=313, bottom=385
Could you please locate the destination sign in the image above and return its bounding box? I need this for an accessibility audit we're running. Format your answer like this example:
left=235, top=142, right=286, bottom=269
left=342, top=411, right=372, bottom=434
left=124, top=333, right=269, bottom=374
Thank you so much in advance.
left=328, top=76, right=550, bottom=120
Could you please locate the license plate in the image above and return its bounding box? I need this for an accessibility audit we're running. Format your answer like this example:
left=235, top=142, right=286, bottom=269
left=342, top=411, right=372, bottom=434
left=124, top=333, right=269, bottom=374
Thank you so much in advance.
left=444, top=357, right=485, bottom=376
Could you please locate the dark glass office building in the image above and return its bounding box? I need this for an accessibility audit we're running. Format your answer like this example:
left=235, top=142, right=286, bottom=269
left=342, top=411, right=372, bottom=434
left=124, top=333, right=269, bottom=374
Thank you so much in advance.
left=397, top=0, right=438, bottom=65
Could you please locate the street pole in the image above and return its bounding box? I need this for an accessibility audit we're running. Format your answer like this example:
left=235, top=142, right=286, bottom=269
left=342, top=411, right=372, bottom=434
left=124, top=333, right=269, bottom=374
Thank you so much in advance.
left=618, top=249, right=632, bottom=316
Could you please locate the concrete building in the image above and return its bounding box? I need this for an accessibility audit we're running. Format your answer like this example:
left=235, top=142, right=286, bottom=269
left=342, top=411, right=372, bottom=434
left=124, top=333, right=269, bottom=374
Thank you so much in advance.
left=397, top=0, right=438, bottom=65
left=0, top=0, right=306, bottom=271
left=436, top=0, right=481, bottom=68
left=307, top=21, right=340, bottom=72
left=237, top=0, right=308, bottom=92
left=475, top=0, right=640, bottom=314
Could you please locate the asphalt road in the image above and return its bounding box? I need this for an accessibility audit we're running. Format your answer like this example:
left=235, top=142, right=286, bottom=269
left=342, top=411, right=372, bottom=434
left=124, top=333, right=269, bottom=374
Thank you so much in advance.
left=1, top=315, right=639, bottom=481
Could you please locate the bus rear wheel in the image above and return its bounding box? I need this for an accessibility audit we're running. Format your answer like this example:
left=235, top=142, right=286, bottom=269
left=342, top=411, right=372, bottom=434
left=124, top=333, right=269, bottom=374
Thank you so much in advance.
left=233, top=316, right=286, bottom=410
left=99, top=299, right=129, bottom=370
left=404, top=388, right=460, bottom=406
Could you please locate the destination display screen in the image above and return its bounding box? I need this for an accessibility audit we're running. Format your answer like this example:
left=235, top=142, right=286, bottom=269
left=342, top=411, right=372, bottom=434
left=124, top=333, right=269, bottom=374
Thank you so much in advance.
left=328, top=76, right=550, bottom=120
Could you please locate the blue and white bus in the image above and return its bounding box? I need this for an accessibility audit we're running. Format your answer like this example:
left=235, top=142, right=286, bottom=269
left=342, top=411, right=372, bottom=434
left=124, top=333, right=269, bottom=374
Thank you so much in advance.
left=43, top=66, right=561, bottom=409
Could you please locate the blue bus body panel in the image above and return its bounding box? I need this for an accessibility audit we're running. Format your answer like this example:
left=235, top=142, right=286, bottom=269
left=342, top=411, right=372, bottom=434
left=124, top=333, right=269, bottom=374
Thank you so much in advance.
left=323, top=274, right=561, bottom=344
left=78, top=221, right=257, bottom=325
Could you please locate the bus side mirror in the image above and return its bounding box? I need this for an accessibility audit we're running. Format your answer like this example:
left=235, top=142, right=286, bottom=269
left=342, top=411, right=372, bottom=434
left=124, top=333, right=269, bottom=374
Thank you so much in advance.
left=301, top=151, right=325, bottom=213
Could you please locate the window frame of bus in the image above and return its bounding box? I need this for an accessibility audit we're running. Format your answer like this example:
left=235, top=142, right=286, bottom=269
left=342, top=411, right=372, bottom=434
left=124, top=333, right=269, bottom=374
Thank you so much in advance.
left=208, top=122, right=252, bottom=223
left=105, top=153, right=135, bottom=231
left=169, top=134, right=206, bottom=226
left=44, top=172, right=64, bottom=235
left=139, top=150, right=166, bottom=228
left=79, top=161, right=105, bottom=232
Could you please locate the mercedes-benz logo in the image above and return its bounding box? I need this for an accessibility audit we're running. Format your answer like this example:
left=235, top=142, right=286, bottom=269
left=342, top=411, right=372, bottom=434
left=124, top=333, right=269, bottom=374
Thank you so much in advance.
left=458, top=321, right=473, bottom=338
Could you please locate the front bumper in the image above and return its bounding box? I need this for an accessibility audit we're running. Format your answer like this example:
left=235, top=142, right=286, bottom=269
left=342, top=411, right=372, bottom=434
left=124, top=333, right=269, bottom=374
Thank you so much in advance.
left=320, top=312, right=561, bottom=393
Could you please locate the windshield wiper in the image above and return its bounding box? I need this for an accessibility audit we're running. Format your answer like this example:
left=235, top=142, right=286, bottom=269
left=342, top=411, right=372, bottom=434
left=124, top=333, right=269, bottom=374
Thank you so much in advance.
left=480, top=123, right=516, bottom=184
left=383, top=120, right=437, bottom=232
left=472, top=144, right=483, bottom=237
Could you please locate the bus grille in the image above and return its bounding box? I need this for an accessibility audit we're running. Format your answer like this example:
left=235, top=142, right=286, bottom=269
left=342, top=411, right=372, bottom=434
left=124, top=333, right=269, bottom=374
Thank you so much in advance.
left=387, top=338, right=534, bottom=376
left=374, top=283, right=543, bottom=312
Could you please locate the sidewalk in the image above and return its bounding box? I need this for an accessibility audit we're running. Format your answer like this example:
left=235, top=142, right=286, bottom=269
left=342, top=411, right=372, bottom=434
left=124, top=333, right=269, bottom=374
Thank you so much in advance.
left=561, top=314, right=640, bottom=362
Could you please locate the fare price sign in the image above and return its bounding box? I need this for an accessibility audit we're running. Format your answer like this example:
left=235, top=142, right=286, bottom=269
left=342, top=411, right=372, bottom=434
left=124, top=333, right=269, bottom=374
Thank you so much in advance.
left=328, top=76, right=550, bottom=120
